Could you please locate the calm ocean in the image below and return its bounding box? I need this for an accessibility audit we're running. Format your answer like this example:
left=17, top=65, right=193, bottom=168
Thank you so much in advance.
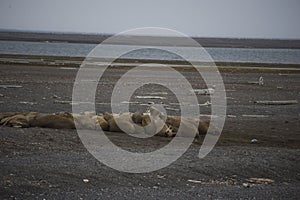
left=0, top=40, right=300, bottom=64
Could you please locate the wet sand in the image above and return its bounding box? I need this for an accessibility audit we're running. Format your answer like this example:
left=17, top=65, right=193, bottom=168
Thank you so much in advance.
left=0, top=64, right=299, bottom=199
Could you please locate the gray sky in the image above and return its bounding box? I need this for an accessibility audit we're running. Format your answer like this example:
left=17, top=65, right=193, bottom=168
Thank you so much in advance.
left=0, top=0, right=299, bottom=39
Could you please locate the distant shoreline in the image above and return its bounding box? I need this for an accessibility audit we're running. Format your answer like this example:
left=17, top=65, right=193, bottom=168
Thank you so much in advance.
left=0, top=54, right=299, bottom=74
left=1, top=31, right=300, bottom=49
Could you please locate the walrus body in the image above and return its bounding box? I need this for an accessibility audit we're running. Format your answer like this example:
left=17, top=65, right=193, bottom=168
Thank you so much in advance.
left=0, top=111, right=210, bottom=138
left=30, top=113, right=75, bottom=129
left=166, top=116, right=210, bottom=137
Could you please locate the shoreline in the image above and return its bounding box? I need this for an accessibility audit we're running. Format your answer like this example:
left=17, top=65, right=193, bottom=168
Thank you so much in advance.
left=1, top=53, right=300, bottom=74
left=1, top=31, right=300, bottom=49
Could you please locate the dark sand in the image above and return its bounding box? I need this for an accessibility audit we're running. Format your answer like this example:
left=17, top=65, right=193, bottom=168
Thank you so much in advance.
left=0, top=64, right=299, bottom=199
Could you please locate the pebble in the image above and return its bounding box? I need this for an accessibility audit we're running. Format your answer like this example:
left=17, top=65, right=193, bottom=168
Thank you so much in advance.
left=251, top=139, right=258, bottom=144
left=157, top=175, right=165, bottom=179
left=83, top=179, right=89, bottom=183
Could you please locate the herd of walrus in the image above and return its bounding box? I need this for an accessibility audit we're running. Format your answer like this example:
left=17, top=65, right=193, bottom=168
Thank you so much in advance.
left=0, top=107, right=212, bottom=138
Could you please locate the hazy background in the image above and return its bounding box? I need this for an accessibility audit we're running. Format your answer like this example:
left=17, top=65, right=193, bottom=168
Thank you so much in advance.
left=0, top=0, right=300, bottom=39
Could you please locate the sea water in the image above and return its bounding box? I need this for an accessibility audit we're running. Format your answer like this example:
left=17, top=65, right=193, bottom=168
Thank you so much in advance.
left=0, top=40, right=300, bottom=64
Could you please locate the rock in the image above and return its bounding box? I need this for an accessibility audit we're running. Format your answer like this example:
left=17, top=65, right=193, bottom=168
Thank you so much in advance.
left=82, top=179, right=89, bottom=183
left=242, top=183, right=250, bottom=188
left=251, top=139, right=258, bottom=144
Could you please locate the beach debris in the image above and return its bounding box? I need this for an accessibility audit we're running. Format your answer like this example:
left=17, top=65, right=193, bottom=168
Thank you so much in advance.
left=200, top=114, right=218, bottom=118
left=0, top=85, right=22, bottom=89
left=277, top=86, right=283, bottom=89
left=247, top=76, right=264, bottom=86
left=19, top=101, right=37, bottom=105
left=168, top=101, right=211, bottom=107
left=246, top=178, right=274, bottom=184
left=254, top=100, right=298, bottom=105
left=259, top=76, right=264, bottom=86
left=188, top=179, right=202, bottom=184
left=242, top=183, right=251, bottom=188
left=54, top=100, right=96, bottom=105
left=165, top=107, right=180, bottom=111
left=157, top=175, right=165, bottom=179
left=188, top=179, right=237, bottom=185
left=42, top=97, right=46, bottom=100
left=0, top=94, right=4, bottom=97
left=60, top=67, right=77, bottom=70
left=147, top=92, right=168, bottom=95
left=227, top=115, right=237, bottom=118
left=242, top=114, right=269, bottom=118
left=199, top=101, right=212, bottom=106
left=226, top=97, right=235, bottom=100
left=192, top=88, right=215, bottom=95
left=121, top=101, right=139, bottom=104
left=251, top=139, right=258, bottom=144
left=135, top=96, right=166, bottom=100
left=54, top=100, right=72, bottom=104
left=52, top=95, right=60, bottom=99
left=82, top=179, right=89, bottom=183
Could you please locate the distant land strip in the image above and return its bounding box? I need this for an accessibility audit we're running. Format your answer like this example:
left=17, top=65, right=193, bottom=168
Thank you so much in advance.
left=1, top=31, right=300, bottom=49
left=0, top=54, right=299, bottom=74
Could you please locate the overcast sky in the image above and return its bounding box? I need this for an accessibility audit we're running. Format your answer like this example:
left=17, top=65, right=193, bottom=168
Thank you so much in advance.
left=0, top=0, right=299, bottom=39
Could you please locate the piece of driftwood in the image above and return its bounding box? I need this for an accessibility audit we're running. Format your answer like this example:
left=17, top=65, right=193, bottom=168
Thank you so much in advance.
left=191, top=88, right=215, bottom=95
left=254, top=100, right=298, bottom=105
left=135, top=96, right=166, bottom=100
left=0, top=85, right=22, bottom=88
left=242, top=114, right=269, bottom=118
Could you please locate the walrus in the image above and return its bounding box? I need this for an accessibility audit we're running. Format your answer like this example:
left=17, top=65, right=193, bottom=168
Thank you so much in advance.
left=103, top=112, right=136, bottom=134
left=0, top=112, right=40, bottom=128
left=141, top=114, right=174, bottom=137
left=29, top=113, right=75, bottom=129
left=132, top=112, right=143, bottom=124
left=95, top=115, right=109, bottom=131
left=0, top=111, right=210, bottom=137
left=166, top=115, right=209, bottom=137
left=1, top=114, right=30, bottom=128
left=0, top=112, right=22, bottom=121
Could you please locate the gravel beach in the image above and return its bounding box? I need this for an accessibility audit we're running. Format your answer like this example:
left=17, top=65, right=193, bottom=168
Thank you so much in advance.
left=0, top=64, right=299, bottom=199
